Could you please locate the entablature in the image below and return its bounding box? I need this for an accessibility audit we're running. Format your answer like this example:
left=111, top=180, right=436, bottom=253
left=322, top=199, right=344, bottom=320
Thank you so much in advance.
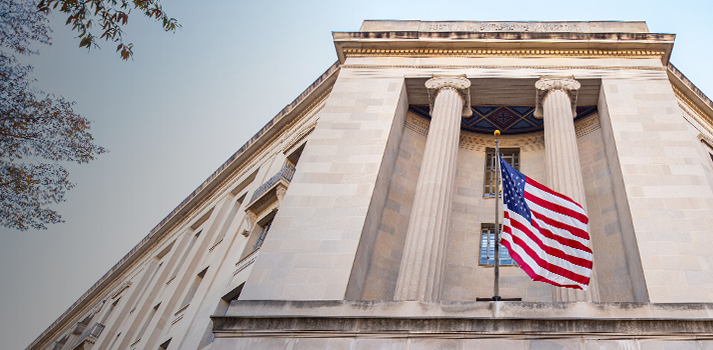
left=333, top=26, right=674, bottom=64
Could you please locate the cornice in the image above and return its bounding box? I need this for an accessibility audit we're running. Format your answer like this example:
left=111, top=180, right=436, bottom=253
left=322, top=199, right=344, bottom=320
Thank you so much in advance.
left=342, top=48, right=665, bottom=60
left=668, top=63, right=713, bottom=129
left=333, top=31, right=675, bottom=64
left=674, top=85, right=713, bottom=128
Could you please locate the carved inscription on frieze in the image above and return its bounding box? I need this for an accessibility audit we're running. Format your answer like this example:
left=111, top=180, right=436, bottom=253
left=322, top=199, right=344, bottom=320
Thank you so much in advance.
left=421, top=22, right=584, bottom=33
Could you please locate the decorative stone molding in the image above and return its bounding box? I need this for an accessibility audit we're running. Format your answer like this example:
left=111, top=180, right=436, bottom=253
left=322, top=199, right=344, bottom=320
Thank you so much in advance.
left=698, top=132, right=713, bottom=149
left=342, top=64, right=667, bottom=71
left=534, top=76, right=580, bottom=119
left=405, top=113, right=430, bottom=137
left=574, top=113, right=601, bottom=138
left=282, top=121, right=317, bottom=154
left=110, top=281, right=132, bottom=299
left=342, top=48, right=665, bottom=60
left=245, top=211, right=257, bottom=233
left=674, top=85, right=713, bottom=136
left=425, top=75, right=472, bottom=117
left=275, top=187, right=287, bottom=203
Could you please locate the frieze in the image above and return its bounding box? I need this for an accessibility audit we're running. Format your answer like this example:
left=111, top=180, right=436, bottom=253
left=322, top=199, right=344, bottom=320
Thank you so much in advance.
left=421, top=22, right=584, bottom=33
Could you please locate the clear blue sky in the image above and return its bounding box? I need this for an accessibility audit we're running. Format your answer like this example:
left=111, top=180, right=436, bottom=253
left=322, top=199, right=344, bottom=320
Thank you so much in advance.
left=2, top=1, right=712, bottom=349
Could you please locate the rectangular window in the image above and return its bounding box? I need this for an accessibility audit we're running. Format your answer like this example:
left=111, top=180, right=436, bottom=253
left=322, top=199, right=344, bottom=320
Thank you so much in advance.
left=484, top=148, right=519, bottom=197
left=479, top=224, right=515, bottom=266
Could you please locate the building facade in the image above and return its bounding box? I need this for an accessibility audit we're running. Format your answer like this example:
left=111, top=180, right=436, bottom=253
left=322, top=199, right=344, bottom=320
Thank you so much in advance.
left=27, top=21, right=713, bottom=350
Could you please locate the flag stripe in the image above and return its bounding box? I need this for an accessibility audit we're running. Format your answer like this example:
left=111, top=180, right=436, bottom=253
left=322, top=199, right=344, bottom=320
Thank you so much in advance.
left=527, top=179, right=585, bottom=211
left=500, top=239, right=583, bottom=289
left=524, top=189, right=588, bottom=224
left=525, top=196, right=589, bottom=233
left=501, top=226, right=589, bottom=288
left=506, top=213, right=593, bottom=276
left=525, top=182, right=587, bottom=217
left=529, top=214, right=593, bottom=254
left=530, top=210, right=590, bottom=242
left=503, top=228, right=590, bottom=286
left=505, top=212, right=593, bottom=268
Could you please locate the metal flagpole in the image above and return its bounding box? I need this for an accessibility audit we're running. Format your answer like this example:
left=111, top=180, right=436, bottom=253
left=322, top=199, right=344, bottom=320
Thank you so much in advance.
left=493, top=130, right=501, bottom=301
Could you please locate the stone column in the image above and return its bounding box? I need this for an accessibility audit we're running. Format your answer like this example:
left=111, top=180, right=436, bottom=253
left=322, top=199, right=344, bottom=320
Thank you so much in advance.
left=394, top=75, right=471, bottom=301
left=534, top=76, right=600, bottom=302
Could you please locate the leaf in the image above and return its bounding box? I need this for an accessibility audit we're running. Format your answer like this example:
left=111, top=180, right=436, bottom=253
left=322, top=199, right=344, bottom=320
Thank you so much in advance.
left=79, top=36, right=92, bottom=48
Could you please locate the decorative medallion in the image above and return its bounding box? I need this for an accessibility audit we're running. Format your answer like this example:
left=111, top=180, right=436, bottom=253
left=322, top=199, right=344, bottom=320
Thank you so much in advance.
left=409, top=105, right=597, bottom=135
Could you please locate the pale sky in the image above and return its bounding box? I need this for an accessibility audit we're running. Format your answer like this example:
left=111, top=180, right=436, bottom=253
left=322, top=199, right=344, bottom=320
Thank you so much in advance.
left=2, top=1, right=712, bottom=349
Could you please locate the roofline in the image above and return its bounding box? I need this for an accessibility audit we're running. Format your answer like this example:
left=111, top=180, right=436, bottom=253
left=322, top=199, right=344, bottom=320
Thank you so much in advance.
left=667, top=63, right=713, bottom=125
left=26, top=61, right=341, bottom=350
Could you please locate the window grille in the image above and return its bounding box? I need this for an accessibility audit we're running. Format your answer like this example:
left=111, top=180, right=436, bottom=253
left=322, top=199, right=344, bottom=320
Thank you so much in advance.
left=484, top=148, right=519, bottom=197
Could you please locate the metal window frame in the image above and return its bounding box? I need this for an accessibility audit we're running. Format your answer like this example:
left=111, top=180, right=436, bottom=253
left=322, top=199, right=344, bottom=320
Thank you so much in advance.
left=483, top=148, right=520, bottom=197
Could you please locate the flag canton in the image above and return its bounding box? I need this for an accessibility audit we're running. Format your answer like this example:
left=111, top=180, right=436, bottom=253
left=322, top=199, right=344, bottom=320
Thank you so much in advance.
left=500, top=156, right=531, bottom=222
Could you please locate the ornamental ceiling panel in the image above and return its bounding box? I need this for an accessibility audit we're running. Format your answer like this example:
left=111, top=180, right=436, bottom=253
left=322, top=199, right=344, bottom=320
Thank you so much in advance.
left=409, top=105, right=598, bottom=135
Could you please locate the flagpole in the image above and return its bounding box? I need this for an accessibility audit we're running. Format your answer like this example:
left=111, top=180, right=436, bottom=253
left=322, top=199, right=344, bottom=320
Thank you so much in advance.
left=493, top=129, right=501, bottom=301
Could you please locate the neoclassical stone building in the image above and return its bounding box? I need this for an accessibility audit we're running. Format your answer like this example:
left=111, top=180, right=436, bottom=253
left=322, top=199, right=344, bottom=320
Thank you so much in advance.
left=28, top=21, right=713, bottom=350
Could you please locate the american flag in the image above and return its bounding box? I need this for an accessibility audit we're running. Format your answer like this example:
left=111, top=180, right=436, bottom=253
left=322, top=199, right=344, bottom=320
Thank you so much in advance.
left=499, top=156, right=592, bottom=290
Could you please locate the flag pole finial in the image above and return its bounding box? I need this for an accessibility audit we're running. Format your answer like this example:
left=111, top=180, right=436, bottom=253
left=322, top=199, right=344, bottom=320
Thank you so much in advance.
left=494, top=130, right=500, bottom=137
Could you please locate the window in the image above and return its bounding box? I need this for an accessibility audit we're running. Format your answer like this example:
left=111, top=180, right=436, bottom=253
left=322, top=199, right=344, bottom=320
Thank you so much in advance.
left=479, top=224, right=515, bottom=266
left=484, top=148, right=519, bottom=197
left=253, top=219, right=273, bottom=250
left=240, top=211, right=276, bottom=260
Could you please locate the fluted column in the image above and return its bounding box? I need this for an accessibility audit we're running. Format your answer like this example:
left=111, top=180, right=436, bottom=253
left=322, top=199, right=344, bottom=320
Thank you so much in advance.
left=394, top=75, right=471, bottom=301
left=535, top=76, right=600, bottom=302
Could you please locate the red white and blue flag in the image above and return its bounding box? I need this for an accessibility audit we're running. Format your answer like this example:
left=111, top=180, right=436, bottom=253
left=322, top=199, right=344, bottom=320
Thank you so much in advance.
left=499, top=156, right=592, bottom=290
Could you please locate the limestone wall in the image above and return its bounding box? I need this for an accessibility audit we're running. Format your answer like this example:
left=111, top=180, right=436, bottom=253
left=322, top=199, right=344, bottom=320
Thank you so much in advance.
left=599, top=73, right=713, bottom=302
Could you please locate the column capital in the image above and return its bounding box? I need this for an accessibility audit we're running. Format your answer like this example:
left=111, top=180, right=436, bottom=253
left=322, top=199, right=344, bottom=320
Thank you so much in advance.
left=534, top=76, right=580, bottom=119
left=426, top=75, right=472, bottom=117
